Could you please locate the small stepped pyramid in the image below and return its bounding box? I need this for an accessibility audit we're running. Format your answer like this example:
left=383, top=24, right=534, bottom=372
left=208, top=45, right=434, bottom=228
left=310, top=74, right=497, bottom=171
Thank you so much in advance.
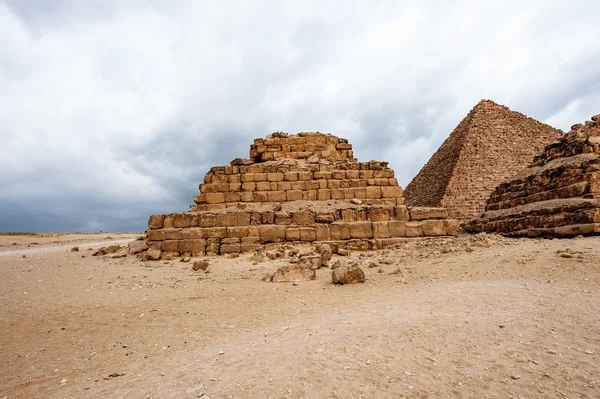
left=464, top=114, right=600, bottom=237
left=144, top=132, right=458, bottom=258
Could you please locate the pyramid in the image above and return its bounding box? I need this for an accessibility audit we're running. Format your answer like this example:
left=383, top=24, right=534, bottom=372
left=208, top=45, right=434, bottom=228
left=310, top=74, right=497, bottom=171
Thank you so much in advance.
left=144, top=132, right=458, bottom=258
left=464, top=114, right=600, bottom=237
left=404, top=100, right=563, bottom=219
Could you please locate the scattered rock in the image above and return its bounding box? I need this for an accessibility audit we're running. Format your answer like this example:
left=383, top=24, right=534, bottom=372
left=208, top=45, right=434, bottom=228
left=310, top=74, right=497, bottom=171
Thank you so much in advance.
left=250, top=250, right=266, bottom=263
left=337, top=248, right=350, bottom=256
left=128, top=240, right=148, bottom=255
left=145, top=249, right=161, bottom=261
left=180, top=257, right=192, bottom=263
left=193, top=260, right=210, bottom=271
left=273, top=204, right=283, bottom=211
left=271, top=264, right=316, bottom=283
left=315, top=244, right=332, bottom=267
left=332, top=265, right=365, bottom=284
left=350, top=198, right=363, bottom=205
left=71, top=247, right=79, bottom=252
left=298, top=254, right=322, bottom=270
left=331, top=260, right=341, bottom=269
left=261, top=273, right=273, bottom=282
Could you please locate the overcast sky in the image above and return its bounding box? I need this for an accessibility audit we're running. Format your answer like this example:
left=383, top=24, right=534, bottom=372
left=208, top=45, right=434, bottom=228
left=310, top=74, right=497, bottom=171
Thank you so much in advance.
left=1, top=0, right=599, bottom=232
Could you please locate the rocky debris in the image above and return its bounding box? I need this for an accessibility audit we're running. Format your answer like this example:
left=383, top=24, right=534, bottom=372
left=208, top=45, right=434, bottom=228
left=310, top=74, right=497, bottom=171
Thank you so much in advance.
left=271, top=264, right=316, bottom=283
left=128, top=240, right=148, bottom=255
left=71, top=246, right=79, bottom=252
left=331, top=260, right=341, bottom=269
left=315, top=243, right=332, bottom=267
left=93, top=244, right=122, bottom=256
left=193, top=260, right=210, bottom=271
left=332, top=265, right=365, bottom=284
left=180, top=256, right=192, bottom=263
left=250, top=250, right=266, bottom=263
left=350, top=198, right=363, bottom=205
left=298, top=254, right=322, bottom=270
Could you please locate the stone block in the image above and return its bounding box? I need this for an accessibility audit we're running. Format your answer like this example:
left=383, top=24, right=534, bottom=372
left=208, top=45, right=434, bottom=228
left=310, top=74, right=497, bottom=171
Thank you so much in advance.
left=368, top=207, right=391, bottom=222
left=389, top=221, right=406, bottom=237
left=405, top=222, right=423, bottom=237
left=275, top=212, right=292, bottom=225
left=194, top=193, right=207, bottom=204
left=256, top=181, right=271, bottom=191
left=241, top=182, right=256, bottom=192
left=349, top=222, right=373, bottom=239
left=345, top=170, right=359, bottom=179
left=277, top=181, right=292, bottom=191
left=316, top=224, right=331, bottom=241
left=163, top=215, right=174, bottom=228
left=286, top=226, right=301, bottom=241
left=445, top=220, right=459, bottom=235
left=224, top=192, right=241, bottom=202
left=341, top=208, right=358, bottom=222
left=354, top=188, right=367, bottom=199
left=253, top=192, right=268, bottom=202
left=268, top=191, right=287, bottom=202
left=236, top=212, right=250, bottom=226
left=287, top=190, right=303, bottom=201
left=267, top=173, right=284, bottom=182
left=148, top=214, right=165, bottom=229
left=181, top=228, right=204, bottom=239
left=330, top=188, right=344, bottom=199
left=300, top=227, right=317, bottom=241
left=179, top=239, right=206, bottom=256
left=394, top=206, right=410, bottom=221
left=306, top=181, right=319, bottom=190
left=215, top=213, right=237, bottom=227
left=206, top=193, right=225, bottom=204
left=298, top=172, right=312, bottom=181
left=290, top=181, right=305, bottom=190
left=366, top=186, right=381, bottom=199
left=292, top=209, right=315, bottom=225
left=317, top=189, right=331, bottom=200
left=284, top=172, right=298, bottom=181
left=381, top=186, right=402, bottom=198
left=422, top=220, right=447, bottom=236
left=206, top=238, right=220, bottom=256
left=161, top=240, right=179, bottom=253
left=203, top=227, right=228, bottom=239
left=199, top=213, right=216, bottom=227
left=409, top=207, right=449, bottom=220
left=329, top=224, right=341, bottom=240
left=227, top=226, right=250, bottom=238
left=259, top=225, right=287, bottom=243
left=372, top=221, right=390, bottom=238
left=240, top=192, right=254, bottom=202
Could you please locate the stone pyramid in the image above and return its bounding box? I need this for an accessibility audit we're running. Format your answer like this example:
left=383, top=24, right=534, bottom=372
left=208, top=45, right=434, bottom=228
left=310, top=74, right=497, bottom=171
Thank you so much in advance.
left=464, top=114, right=600, bottom=237
left=404, top=100, right=562, bottom=219
left=144, top=132, right=458, bottom=258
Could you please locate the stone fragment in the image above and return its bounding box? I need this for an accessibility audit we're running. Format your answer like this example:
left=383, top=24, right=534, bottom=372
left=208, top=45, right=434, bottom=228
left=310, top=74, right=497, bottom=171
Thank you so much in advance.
left=145, top=249, right=162, bottom=261
left=271, top=264, right=316, bottom=283
left=315, top=243, right=332, bottom=267
left=193, top=260, right=210, bottom=271
left=128, top=240, right=148, bottom=255
left=332, top=265, right=365, bottom=284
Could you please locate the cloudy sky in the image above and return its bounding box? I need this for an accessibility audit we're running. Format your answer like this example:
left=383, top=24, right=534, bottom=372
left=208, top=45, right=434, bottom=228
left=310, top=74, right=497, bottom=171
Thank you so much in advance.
left=1, top=0, right=599, bottom=232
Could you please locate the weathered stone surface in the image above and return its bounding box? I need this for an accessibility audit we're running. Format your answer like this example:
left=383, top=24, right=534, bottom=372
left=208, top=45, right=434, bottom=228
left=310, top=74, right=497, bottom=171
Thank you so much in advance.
left=193, top=260, right=209, bottom=271
left=271, top=264, right=316, bottom=283
left=145, top=248, right=161, bottom=261
left=332, top=265, right=365, bottom=284
left=465, top=115, right=600, bottom=237
left=315, top=243, right=332, bottom=267
left=405, top=100, right=562, bottom=219
left=298, top=254, right=322, bottom=270
left=128, top=240, right=148, bottom=255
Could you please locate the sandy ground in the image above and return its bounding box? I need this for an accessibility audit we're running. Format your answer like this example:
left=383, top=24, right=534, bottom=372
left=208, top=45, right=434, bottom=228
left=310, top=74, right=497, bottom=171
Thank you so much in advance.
left=0, top=232, right=598, bottom=399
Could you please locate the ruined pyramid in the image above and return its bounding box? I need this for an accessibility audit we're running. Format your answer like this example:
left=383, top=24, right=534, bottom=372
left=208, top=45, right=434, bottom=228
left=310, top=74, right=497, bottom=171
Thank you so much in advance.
left=464, top=114, right=600, bottom=237
left=404, top=100, right=562, bottom=219
left=144, top=132, right=458, bottom=258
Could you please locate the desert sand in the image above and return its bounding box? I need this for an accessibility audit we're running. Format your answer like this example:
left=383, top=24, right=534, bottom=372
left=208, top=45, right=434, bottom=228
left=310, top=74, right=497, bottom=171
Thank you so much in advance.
left=0, top=232, right=598, bottom=398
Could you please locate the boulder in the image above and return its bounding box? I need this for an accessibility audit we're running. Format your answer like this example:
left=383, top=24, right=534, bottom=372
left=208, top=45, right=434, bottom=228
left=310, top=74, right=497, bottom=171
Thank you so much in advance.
left=271, top=265, right=316, bottom=283
left=193, top=260, right=210, bottom=271
left=298, top=254, right=322, bottom=270
left=128, top=240, right=148, bottom=255
left=332, top=265, right=365, bottom=284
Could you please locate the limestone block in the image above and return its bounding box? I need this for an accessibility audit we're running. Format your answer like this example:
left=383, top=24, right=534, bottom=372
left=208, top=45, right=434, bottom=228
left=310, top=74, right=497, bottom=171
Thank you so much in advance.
left=317, top=189, right=331, bottom=200
left=318, top=180, right=328, bottom=189
left=315, top=212, right=334, bottom=223
left=372, top=221, right=390, bottom=238
left=381, top=186, right=403, bottom=198
left=199, top=227, right=226, bottom=239
left=228, top=174, right=241, bottom=183
left=161, top=240, right=179, bottom=253
left=241, top=182, right=256, bottom=192
left=293, top=209, right=315, bottom=225
left=215, top=213, right=237, bottom=227
left=349, top=222, right=373, bottom=239
left=224, top=192, right=241, bottom=202
left=341, top=208, right=358, bottom=222
left=179, top=239, right=206, bottom=256
left=284, top=172, right=298, bottom=181
left=306, top=181, right=319, bottom=190
left=271, top=265, right=316, bottom=283
left=354, top=187, right=367, bottom=199
left=277, top=181, right=292, bottom=191
left=199, top=213, right=216, bottom=227
left=262, top=211, right=275, bottom=224
left=330, top=188, right=344, bottom=199
left=206, top=193, right=225, bottom=204
left=274, top=212, right=292, bottom=225
left=422, top=220, right=447, bottom=236
left=290, top=181, right=305, bottom=190
left=146, top=228, right=181, bottom=241
left=300, top=227, right=317, bottom=241
left=368, top=207, right=391, bottom=222
left=148, top=214, right=165, bottom=229
left=394, top=206, right=410, bottom=221
left=253, top=192, right=268, bottom=202
left=332, top=265, right=365, bottom=284
left=194, top=193, right=207, bottom=204
left=316, top=224, right=331, bottom=241
left=389, top=221, right=406, bottom=237
left=163, top=215, right=174, bottom=228
left=206, top=204, right=226, bottom=211
left=255, top=181, right=270, bottom=191
left=409, top=207, right=449, bottom=220
left=268, top=191, right=287, bottom=202
left=405, top=222, right=424, bottom=237
left=286, top=226, right=301, bottom=241
left=267, top=173, right=284, bottom=182
left=298, top=172, right=312, bottom=181
left=240, top=192, right=254, bottom=202
left=366, top=187, right=381, bottom=199
left=180, top=228, right=204, bottom=239
left=259, top=225, right=287, bottom=243
left=206, top=238, right=220, bottom=256
left=445, top=220, right=459, bottom=235
left=227, top=226, right=250, bottom=238
left=287, top=190, right=303, bottom=201
left=220, top=237, right=241, bottom=254
left=359, top=170, right=374, bottom=179
left=332, top=171, right=345, bottom=179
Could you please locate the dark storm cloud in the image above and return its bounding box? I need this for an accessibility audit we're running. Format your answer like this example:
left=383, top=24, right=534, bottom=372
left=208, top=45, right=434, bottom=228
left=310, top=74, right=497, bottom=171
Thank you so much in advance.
left=1, top=0, right=599, bottom=232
